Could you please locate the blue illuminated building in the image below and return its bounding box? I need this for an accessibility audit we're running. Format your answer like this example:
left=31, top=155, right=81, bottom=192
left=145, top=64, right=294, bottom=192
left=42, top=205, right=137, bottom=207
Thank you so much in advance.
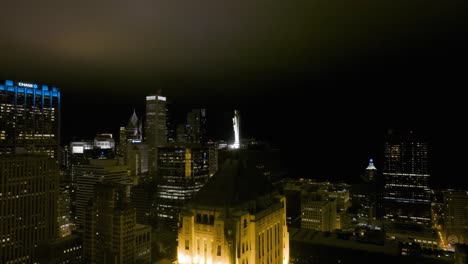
left=0, top=80, right=61, bottom=159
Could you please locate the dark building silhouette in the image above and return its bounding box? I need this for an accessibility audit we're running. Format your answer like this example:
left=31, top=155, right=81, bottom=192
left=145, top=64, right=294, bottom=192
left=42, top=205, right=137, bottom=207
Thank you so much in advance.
left=0, top=155, right=59, bottom=263
left=383, top=130, right=431, bottom=226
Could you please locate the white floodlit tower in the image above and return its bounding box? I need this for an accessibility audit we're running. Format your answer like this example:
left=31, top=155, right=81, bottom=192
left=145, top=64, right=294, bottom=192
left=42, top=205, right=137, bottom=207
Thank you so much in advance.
left=231, top=110, right=240, bottom=149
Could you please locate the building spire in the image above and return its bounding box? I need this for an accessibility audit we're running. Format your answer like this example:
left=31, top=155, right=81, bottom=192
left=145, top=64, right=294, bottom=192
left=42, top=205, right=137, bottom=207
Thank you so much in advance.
left=366, top=158, right=377, bottom=170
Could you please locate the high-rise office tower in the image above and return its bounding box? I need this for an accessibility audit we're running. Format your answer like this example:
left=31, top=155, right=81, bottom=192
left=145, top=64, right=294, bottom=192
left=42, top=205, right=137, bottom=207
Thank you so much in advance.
left=186, top=109, right=207, bottom=144
left=126, top=110, right=142, bottom=141
left=74, top=159, right=130, bottom=228
left=443, top=190, right=468, bottom=246
left=0, top=155, right=59, bottom=263
left=166, top=101, right=177, bottom=144
left=118, top=110, right=143, bottom=158
left=177, top=159, right=289, bottom=264
left=84, top=183, right=137, bottom=264
left=155, top=144, right=210, bottom=230
left=145, top=94, right=167, bottom=180
left=383, top=130, right=431, bottom=225
left=350, top=159, right=379, bottom=225
left=0, top=80, right=60, bottom=159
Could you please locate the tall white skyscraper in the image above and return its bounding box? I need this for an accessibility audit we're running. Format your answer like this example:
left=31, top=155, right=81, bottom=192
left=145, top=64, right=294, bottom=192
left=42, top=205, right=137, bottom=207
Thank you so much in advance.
left=231, top=110, right=240, bottom=149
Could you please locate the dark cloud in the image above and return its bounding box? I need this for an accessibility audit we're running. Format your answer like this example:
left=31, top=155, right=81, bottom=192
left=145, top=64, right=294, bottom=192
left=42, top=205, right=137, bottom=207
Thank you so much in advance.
left=1, top=0, right=466, bottom=94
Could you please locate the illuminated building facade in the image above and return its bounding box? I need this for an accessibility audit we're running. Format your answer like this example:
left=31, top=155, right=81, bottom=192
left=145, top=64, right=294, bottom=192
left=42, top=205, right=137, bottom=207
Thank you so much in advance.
left=155, top=144, right=210, bottom=230
left=0, top=80, right=60, bottom=159
left=145, top=94, right=167, bottom=179
left=178, top=159, right=289, bottom=264
left=383, top=130, right=431, bottom=225
left=0, top=155, right=59, bottom=263
left=84, top=183, right=136, bottom=264
left=230, top=110, right=240, bottom=149
left=443, top=190, right=468, bottom=246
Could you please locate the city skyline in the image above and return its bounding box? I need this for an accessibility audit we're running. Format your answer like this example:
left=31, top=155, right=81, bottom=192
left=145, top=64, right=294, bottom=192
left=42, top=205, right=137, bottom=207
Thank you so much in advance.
left=2, top=2, right=468, bottom=263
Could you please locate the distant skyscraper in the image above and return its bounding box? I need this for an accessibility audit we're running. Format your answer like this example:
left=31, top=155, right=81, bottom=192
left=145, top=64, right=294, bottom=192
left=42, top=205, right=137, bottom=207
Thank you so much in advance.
left=74, top=159, right=130, bottom=228
left=118, top=110, right=143, bottom=158
left=84, top=183, right=137, bottom=264
left=365, top=158, right=377, bottom=182
left=350, top=159, right=379, bottom=225
left=145, top=94, right=167, bottom=179
left=186, top=109, right=207, bottom=144
left=176, top=123, right=186, bottom=143
left=155, top=144, right=210, bottom=230
left=126, top=109, right=142, bottom=141
left=230, top=110, right=240, bottom=149
left=0, top=155, right=59, bottom=263
left=0, top=80, right=60, bottom=159
left=166, top=101, right=177, bottom=144
left=443, top=190, right=468, bottom=246
left=383, top=130, right=431, bottom=225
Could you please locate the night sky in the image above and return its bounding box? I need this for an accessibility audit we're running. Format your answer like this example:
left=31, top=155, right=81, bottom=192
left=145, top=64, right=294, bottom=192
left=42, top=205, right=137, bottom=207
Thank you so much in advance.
left=1, top=0, right=468, bottom=188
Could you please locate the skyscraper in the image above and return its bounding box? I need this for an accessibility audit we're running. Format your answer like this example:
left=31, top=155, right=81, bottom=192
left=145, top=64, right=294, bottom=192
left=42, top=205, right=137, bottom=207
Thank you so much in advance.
left=0, top=80, right=60, bottom=159
left=84, top=183, right=136, bottom=264
left=177, top=159, right=289, bottom=264
left=145, top=94, right=167, bottom=179
left=155, top=144, right=210, bottom=230
left=74, top=159, right=130, bottom=228
left=383, top=130, right=431, bottom=225
left=118, top=110, right=143, bottom=158
left=0, top=155, right=59, bottom=263
left=443, top=190, right=468, bottom=246
left=186, top=109, right=207, bottom=144
left=350, top=159, right=379, bottom=225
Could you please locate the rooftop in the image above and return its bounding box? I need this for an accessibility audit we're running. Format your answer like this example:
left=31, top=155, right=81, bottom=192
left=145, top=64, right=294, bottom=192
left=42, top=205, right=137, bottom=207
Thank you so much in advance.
left=189, top=158, right=273, bottom=208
